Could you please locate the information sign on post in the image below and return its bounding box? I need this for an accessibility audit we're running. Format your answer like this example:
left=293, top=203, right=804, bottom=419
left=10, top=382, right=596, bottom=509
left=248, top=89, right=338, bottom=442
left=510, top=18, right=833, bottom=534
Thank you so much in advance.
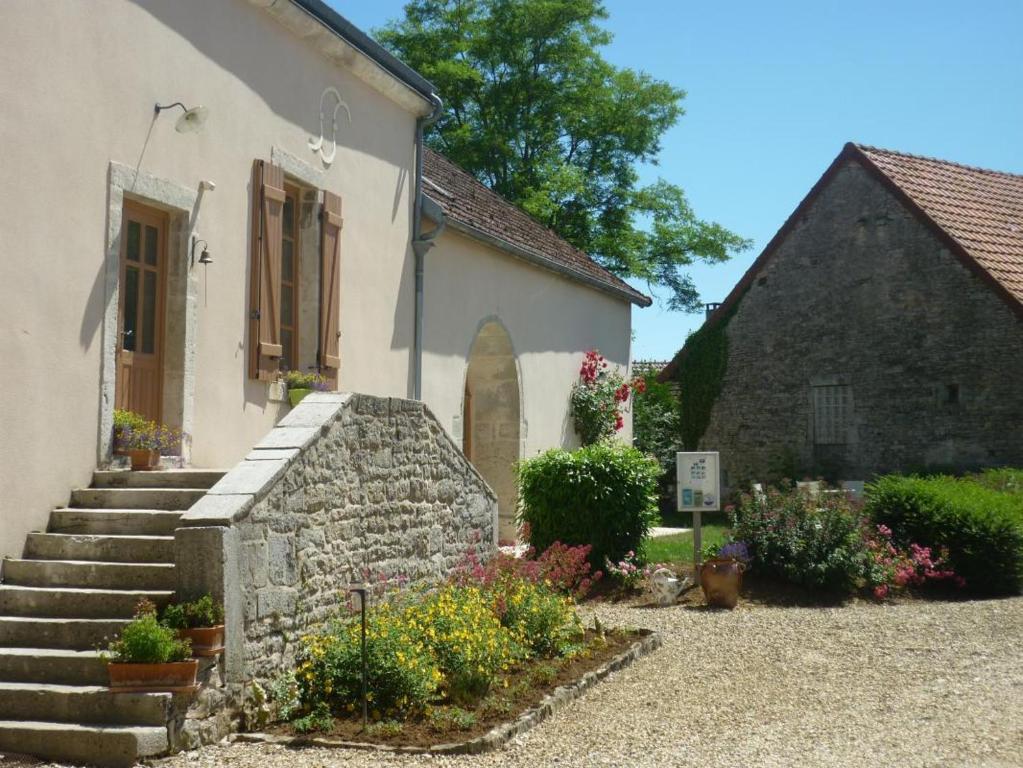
left=676, top=452, right=720, bottom=585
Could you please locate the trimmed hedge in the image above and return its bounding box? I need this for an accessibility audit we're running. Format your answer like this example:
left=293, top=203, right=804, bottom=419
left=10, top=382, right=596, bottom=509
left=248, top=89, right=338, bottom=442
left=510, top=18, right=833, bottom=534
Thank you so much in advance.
left=864, top=475, right=1023, bottom=596
left=516, top=442, right=660, bottom=569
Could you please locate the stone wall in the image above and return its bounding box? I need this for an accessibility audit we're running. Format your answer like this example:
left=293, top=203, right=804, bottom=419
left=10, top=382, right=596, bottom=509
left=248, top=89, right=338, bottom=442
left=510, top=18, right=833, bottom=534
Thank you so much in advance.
left=175, top=391, right=497, bottom=727
left=700, top=160, right=1023, bottom=487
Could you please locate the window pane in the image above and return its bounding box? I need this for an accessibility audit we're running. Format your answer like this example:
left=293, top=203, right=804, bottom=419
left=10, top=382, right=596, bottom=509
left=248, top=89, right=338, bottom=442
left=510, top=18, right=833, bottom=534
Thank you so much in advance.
left=126, top=221, right=141, bottom=262
left=144, top=225, right=158, bottom=266
left=142, top=271, right=157, bottom=354
left=281, top=284, right=293, bottom=326
left=280, top=329, right=293, bottom=370
left=282, top=239, right=294, bottom=281
left=283, top=195, right=295, bottom=238
left=123, top=267, right=138, bottom=351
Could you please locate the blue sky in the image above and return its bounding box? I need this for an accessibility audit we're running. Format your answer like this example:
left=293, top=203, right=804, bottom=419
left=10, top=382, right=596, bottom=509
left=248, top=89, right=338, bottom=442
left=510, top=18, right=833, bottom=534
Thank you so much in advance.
left=332, top=0, right=1023, bottom=361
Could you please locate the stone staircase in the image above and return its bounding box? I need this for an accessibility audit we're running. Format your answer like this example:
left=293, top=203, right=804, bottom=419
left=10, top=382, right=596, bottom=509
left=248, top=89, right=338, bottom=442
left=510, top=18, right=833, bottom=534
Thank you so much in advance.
left=0, top=469, right=224, bottom=767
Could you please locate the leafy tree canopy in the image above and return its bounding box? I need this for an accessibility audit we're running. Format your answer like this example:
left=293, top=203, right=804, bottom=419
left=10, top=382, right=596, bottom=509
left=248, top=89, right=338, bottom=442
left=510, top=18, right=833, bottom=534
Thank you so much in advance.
left=378, top=0, right=750, bottom=310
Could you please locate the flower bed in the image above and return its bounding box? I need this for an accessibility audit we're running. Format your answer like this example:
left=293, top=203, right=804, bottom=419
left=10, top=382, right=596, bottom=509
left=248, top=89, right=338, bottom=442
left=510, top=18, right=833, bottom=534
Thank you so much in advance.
left=267, top=547, right=655, bottom=745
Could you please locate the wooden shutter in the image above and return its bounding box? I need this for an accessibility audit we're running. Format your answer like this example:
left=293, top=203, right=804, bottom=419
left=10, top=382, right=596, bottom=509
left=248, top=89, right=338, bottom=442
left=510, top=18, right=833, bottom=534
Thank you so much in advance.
left=249, top=159, right=286, bottom=380
left=319, top=190, right=343, bottom=386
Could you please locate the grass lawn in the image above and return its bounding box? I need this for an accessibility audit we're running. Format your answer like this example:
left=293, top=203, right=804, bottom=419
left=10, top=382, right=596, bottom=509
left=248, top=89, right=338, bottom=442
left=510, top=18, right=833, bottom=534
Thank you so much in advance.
left=642, top=524, right=731, bottom=565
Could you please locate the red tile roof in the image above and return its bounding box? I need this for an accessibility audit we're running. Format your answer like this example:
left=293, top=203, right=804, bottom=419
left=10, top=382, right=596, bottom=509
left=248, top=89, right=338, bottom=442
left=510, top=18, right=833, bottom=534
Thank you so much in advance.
left=856, top=144, right=1023, bottom=308
left=422, top=149, right=651, bottom=306
left=659, top=143, right=1023, bottom=381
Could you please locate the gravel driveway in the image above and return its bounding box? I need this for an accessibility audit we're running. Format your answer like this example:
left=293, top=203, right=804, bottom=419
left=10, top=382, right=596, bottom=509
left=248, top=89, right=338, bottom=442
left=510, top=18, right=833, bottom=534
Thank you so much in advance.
left=149, top=596, right=1023, bottom=768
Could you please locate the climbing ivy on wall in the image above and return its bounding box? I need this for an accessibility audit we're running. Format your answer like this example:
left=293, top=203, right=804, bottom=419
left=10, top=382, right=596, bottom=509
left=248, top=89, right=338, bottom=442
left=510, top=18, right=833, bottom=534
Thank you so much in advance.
left=676, top=303, right=739, bottom=450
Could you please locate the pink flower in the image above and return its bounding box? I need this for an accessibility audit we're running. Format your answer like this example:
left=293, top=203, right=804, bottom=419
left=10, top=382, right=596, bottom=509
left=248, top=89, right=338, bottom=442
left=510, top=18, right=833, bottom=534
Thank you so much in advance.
left=873, top=584, right=889, bottom=600
left=877, top=524, right=892, bottom=538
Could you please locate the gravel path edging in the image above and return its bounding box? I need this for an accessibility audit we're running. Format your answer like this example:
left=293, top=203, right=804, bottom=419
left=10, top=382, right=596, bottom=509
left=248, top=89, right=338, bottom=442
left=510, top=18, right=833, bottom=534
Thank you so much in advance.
left=235, top=628, right=662, bottom=756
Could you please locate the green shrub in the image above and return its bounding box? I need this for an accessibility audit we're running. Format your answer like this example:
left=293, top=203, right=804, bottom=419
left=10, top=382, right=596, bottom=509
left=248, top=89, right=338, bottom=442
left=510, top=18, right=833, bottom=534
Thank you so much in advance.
left=517, top=442, right=660, bottom=568
left=297, top=605, right=441, bottom=719
left=107, top=601, right=191, bottom=663
left=865, top=475, right=1023, bottom=596
left=162, top=594, right=224, bottom=629
left=730, top=486, right=869, bottom=593
left=494, top=578, right=581, bottom=657
left=971, top=468, right=1023, bottom=497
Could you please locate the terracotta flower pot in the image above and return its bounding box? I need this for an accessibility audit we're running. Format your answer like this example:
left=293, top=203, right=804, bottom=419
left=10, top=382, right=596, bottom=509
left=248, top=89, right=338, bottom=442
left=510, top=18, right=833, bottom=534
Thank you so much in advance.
left=108, top=660, right=198, bottom=693
left=700, top=558, right=744, bottom=609
left=128, top=448, right=160, bottom=471
left=179, top=625, right=225, bottom=657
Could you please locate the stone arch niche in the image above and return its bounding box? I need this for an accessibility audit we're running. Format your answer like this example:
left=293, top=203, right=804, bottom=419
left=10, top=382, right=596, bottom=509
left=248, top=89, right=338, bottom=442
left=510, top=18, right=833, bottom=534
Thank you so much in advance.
left=463, top=320, right=521, bottom=542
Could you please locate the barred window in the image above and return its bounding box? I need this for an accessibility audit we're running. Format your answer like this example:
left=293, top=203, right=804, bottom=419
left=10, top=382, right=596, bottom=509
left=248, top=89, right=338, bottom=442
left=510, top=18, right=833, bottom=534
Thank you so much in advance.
left=812, top=384, right=852, bottom=445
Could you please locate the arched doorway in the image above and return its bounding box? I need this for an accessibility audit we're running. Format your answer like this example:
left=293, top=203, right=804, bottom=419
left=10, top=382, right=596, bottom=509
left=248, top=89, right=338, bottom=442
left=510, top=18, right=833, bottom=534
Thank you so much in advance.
left=463, top=321, right=520, bottom=542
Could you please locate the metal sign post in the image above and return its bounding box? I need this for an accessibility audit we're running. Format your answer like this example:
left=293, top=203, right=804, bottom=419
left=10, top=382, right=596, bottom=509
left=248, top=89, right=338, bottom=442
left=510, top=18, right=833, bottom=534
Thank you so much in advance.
left=676, top=452, right=721, bottom=587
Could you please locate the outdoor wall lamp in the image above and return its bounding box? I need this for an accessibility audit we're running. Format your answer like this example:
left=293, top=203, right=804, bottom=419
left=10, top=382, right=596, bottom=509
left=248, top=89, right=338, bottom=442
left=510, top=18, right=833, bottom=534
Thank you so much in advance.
left=155, top=102, right=209, bottom=133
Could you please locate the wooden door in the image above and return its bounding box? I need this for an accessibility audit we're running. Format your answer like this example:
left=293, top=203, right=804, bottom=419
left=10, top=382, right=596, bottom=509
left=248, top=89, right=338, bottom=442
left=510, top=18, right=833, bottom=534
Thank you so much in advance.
left=115, top=201, right=167, bottom=422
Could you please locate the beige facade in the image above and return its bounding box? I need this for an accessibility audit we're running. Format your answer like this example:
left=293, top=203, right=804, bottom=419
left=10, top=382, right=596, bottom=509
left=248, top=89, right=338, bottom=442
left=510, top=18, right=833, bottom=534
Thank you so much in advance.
left=0, top=0, right=641, bottom=559
left=422, top=227, right=634, bottom=540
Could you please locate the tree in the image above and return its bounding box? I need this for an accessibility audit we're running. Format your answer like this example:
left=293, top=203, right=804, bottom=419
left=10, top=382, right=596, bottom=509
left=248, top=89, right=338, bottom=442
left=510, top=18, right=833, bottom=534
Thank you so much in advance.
left=378, top=0, right=750, bottom=310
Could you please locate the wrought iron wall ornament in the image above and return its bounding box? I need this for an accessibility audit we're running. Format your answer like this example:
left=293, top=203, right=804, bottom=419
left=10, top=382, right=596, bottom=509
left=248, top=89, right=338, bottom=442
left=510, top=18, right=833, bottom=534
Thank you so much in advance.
left=308, top=87, right=351, bottom=166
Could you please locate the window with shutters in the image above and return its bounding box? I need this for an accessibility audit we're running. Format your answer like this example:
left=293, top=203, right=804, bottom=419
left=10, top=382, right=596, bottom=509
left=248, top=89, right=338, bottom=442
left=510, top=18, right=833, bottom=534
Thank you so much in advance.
left=812, top=384, right=852, bottom=445
left=250, top=159, right=342, bottom=387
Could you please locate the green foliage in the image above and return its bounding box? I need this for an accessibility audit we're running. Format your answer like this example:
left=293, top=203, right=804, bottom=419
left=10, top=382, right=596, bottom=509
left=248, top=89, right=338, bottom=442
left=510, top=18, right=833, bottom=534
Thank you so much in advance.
left=675, top=308, right=733, bottom=450
left=427, top=706, right=477, bottom=732
left=113, top=409, right=148, bottom=433
left=495, top=578, right=582, bottom=657
left=378, top=0, right=749, bottom=309
left=161, top=594, right=224, bottom=629
left=731, top=487, right=870, bottom=593
left=290, top=576, right=585, bottom=726
left=631, top=373, right=681, bottom=477
left=517, top=442, right=660, bottom=568
left=282, top=370, right=328, bottom=391
left=107, top=602, right=191, bottom=664
left=297, top=606, right=442, bottom=719
left=292, top=702, right=333, bottom=734
left=971, top=468, right=1023, bottom=497
left=865, top=475, right=1023, bottom=595
left=407, top=586, right=522, bottom=702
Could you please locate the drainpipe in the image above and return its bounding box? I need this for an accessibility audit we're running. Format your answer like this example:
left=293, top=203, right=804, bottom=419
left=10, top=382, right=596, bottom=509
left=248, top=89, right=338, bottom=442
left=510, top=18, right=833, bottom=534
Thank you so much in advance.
left=412, top=93, right=444, bottom=400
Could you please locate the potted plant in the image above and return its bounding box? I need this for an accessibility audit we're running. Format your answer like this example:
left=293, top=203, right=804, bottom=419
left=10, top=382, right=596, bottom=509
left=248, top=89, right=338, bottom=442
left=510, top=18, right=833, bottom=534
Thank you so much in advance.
left=115, top=416, right=182, bottom=470
left=112, top=409, right=148, bottom=457
left=700, top=540, right=750, bottom=609
left=105, top=600, right=196, bottom=692
left=162, top=594, right=225, bottom=656
left=282, top=370, right=329, bottom=407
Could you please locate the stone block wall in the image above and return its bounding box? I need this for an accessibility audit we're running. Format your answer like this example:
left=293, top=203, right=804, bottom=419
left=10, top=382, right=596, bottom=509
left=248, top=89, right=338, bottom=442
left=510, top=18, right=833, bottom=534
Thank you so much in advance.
left=176, top=391, right=497, bottom=722
left=699, top=159, right=1023, bottom=487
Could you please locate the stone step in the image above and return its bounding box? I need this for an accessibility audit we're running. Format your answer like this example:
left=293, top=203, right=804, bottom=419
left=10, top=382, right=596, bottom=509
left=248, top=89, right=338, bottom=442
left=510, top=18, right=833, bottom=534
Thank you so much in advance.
left=0, top=647, right=108, bottom=685
left=69, top=487, right=206, bottom=511
left=0, top=585, right=173, bottom=619
left=25, top=532, right=175, bottom=563
left=0, top=682, right=171, bottom=726
left=2, top=559, right=176, bottom=590
left=0, top=720, right=168, bottom=768
left=49, top=508, right=184, bottom=535
left=92, top=469, right=226, bottom=490
left=0, top=616, right=128, bottom=650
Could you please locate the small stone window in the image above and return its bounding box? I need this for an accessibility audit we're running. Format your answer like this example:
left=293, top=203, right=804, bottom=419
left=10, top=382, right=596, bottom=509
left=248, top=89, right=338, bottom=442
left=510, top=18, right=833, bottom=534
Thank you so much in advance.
left=945, top=383, right=960, bottom=405
left=812, top=384, right=852, bottom=445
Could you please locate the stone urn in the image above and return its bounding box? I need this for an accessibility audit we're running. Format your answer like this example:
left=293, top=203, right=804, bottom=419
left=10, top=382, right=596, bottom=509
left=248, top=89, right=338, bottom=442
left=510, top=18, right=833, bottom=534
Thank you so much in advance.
left=700, top=558, right=744, bottom=609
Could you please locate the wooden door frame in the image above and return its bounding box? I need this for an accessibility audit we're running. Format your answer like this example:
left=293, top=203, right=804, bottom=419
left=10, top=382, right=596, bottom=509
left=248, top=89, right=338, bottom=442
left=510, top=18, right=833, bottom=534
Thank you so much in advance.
left=116, top=199, right=169, bottom=423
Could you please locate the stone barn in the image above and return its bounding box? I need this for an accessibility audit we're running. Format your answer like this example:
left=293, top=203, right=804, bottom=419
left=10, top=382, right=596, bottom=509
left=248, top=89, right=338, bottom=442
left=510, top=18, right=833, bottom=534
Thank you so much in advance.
left=660, top=143, right=1023, bottom=488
